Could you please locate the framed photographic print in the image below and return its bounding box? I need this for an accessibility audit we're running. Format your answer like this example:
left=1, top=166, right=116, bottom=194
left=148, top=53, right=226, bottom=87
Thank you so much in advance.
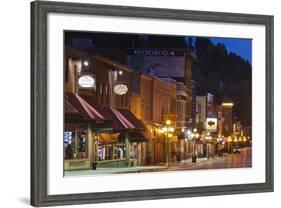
left=31, top=0, right=274, bottom=207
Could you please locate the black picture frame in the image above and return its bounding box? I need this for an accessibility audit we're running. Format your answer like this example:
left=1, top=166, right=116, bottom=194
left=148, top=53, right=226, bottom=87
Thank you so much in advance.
left=31, top=0, right=274, bottom=207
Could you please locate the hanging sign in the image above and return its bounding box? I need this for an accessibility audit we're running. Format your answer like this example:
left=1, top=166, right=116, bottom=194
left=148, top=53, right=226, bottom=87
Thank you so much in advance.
left=114, top=84, right=128, bottom=95
left=78, top=75, right=96, bottom=89
left=206, top=118, right=218, bottom=132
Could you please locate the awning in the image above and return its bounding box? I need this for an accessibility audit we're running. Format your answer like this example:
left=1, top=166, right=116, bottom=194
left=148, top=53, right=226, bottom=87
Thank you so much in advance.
left=142, top=129, right=155, bottom=139
left=153, top=122, right=163, bottom=127
left=118, top=109, right=145, bottom=130
left=118, top=132, right=148, bottom=142
left=80, top=94, right=145, bottom=131
left=129, top=132, right=147, bottom=142
left=176, top=90, right=188, bottom=97
left=64, top=92, right=104, bottom=121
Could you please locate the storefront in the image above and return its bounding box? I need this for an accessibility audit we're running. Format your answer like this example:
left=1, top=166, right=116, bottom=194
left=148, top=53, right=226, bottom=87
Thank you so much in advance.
left=64, top=92, right=147, bottom=170
left=94, top=132, right=129, bottom=168
left=64, top=92, right=100, bottom=170
left=64, top=123, right=93, bottom=170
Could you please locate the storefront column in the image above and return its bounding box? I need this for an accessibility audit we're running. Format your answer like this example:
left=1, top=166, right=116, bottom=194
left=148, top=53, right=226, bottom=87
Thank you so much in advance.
left=88, top=125, right=93, bottom=165
left=125, top=132, right=130, bottom=166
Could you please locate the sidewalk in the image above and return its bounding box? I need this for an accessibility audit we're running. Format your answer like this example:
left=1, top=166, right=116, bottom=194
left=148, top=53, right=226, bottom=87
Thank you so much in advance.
left=172, top=155, right=226, bottom=166
left=65, top=165, right=168, bottom=176
left=65, top=155, right=228, bottom=176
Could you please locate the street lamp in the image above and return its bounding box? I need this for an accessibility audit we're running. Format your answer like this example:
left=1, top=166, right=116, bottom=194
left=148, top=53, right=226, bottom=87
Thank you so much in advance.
left=162, top=120, right=174, bottom=167
left=234, top=137, right=238, bottom=146
left=191, top=128, right=198, bottom=163
left=227, top=136, right=232, bottom=153
left=205, top=133, right=212, bottom=159
left=217, top=136, right=224, bottom=157
left=185, top=130, right=192, bottom=159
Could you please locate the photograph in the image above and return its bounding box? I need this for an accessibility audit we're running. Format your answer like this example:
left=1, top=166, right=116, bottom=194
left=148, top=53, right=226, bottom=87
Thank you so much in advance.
left=63, top=31, right=252, bottom=176
left=30, top=1, right=273, bottom=206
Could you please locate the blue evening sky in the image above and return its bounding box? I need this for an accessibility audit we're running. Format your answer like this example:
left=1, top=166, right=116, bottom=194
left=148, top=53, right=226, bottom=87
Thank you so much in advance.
left=209, top=37, right=252, bottom=64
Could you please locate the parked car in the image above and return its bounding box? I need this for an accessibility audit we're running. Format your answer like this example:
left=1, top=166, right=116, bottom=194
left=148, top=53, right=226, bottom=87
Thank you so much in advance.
left=233, top=146, right=241, bottom=154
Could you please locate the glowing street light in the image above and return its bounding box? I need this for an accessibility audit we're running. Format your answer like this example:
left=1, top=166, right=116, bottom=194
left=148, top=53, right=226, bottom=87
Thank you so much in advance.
left=166, top=120, right=171, bottom=125
left=162, top=120, right=174, bottom=167
left=169, top=127, right=174, bottom=132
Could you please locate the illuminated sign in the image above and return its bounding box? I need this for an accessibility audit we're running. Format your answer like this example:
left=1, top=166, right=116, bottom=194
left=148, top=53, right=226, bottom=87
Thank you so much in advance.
left=78, top=75, right=96, bottom=89
left=114, top=84, right=128, bottom=95
left=126, top=48, right=185, bottom=77
left=206, top=118, right=217, bottom=132
left=127, top=49, right=184, bottom=56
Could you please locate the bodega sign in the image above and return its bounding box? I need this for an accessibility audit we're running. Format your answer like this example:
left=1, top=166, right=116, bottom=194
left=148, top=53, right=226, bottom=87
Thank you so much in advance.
left=114, top=84, right=128, bottom=95
left=127, top=49, right=184, bottom=57
left=78, top=75, right=96, bottom=89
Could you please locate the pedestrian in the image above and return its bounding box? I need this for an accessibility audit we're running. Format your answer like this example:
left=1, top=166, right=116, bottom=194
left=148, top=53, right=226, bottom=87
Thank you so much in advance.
left=65, top=143, right=73, bottom=159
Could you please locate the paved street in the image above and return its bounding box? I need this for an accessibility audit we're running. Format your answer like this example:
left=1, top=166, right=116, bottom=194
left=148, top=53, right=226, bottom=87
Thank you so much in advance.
left=120, top=147, right=252, bottom=173
left=65, top=147, right=251, bottom=176
left=166, top=147, right=252, bottom=171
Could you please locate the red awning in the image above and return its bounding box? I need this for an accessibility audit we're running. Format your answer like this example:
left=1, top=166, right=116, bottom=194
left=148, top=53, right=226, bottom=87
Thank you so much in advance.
left=64, top=92, right=104, bottom=121
left=75, top=94, right=105, bottom=120
left=117, top=109, right=145, bottom=130
left=79, top=94, right=145, bottom=131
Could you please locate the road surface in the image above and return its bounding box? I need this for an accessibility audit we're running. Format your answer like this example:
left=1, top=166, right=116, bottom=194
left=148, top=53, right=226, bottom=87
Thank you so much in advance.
left=159, top=147, right=252, bottom=172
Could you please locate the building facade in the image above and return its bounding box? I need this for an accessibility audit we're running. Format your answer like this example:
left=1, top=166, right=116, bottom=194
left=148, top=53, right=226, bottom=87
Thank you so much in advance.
left=64, top=47, right=146, bottom=170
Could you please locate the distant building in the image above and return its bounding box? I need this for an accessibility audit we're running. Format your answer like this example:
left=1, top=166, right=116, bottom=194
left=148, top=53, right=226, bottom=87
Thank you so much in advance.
left=217, top=101, right=234, bottom=136
left=175, top=82, right=188, bottom=130
left=126, top=48, right=196, bottom=128
left=196, top=96, right=207, bottom=132
left=195, top=93, right=215, bottom=133
left=130, top=72, right=178, bottom=164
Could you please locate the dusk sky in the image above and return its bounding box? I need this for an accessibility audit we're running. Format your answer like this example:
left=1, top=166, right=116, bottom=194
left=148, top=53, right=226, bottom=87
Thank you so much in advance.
left=209, top=37, right=252, bottom=64
left=66, top=32, right=252, bottom=64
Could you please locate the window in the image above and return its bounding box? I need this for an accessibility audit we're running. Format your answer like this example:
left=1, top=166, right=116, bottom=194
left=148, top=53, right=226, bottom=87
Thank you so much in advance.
left=64, top=131, right=88, bottom=160
left=130, top=142, right=138, bottom=159
left=97, top=142, right=126, bottom=161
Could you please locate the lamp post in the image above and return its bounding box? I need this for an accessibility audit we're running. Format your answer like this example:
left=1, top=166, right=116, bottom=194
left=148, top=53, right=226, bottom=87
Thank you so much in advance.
left=162, top=120, right=174, bottom=167
left=217, top=136, right=224, bottom=157
left=205, top=132, right=212, bottom=159
left=191, top=128, right=199, bottom=163
left=234, top=137, right=238, bottom=146
left=186, top=130, right=192, bottom=159
left=227, top=136, right=232, bottom=153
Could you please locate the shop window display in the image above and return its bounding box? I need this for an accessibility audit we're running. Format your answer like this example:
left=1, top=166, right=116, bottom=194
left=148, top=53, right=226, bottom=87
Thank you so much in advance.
left=98, top=142, right=126, bottom=161
left=64, top=131, right=88, bottom=160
